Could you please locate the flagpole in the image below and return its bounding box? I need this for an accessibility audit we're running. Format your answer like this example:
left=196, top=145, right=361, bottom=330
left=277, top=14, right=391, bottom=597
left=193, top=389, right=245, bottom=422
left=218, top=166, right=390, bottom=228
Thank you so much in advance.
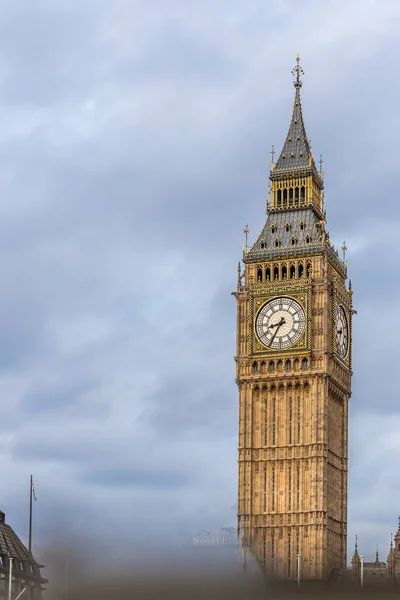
left=29, top=475, right=33, bottom=554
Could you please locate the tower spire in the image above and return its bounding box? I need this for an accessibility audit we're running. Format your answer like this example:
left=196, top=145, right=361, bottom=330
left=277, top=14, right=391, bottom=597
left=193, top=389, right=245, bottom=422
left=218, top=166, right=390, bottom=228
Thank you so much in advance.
left=273, top=55, right=317, bottom=174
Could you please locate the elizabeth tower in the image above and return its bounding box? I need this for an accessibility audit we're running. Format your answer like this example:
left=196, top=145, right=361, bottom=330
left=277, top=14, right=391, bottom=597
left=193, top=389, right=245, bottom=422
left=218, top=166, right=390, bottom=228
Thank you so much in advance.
left=234, top=58, right=354, bottom=581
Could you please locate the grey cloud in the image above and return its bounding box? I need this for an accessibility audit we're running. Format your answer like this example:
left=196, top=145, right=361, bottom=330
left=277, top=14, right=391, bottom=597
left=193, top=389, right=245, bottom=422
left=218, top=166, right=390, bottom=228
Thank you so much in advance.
left=140, top=378, right=235, bottom=439
left=82, top=466, right=192, bottom=490
left=0, top=2, right=109, bottom=106
left=19, top=378, right=101, bottom=416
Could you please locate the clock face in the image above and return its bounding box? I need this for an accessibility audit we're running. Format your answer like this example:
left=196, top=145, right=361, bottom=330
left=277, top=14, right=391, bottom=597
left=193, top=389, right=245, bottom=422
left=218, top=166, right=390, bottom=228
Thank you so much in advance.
left=256, top=297, right=306, bottom=350
left=335, top=305, right=348, bottom=358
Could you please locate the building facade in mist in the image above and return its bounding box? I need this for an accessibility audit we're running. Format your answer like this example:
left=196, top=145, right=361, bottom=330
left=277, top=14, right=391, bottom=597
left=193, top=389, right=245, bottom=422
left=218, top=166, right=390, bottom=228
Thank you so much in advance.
left=0, top=510, right=47, bottom=599
left=234, top=56, right=354, bottom=581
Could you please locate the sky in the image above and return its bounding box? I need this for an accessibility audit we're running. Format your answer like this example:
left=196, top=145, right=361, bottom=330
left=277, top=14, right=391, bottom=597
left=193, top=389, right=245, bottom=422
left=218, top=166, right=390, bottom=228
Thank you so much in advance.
left=0, top=0, right=400, bottom=573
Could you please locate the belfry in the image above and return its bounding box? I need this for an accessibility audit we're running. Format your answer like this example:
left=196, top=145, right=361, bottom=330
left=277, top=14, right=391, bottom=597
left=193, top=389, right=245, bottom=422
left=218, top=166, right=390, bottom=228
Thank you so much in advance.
left=234, top=56, right=354, bottom=581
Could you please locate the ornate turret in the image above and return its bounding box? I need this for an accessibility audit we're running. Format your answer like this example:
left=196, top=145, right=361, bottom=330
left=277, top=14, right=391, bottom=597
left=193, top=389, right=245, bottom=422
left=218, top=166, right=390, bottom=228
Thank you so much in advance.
left=387, top=534, right=395, bottom=576
left=351, top=535, right=361, bottom=579
left=374, top=544, right=380, bottom=567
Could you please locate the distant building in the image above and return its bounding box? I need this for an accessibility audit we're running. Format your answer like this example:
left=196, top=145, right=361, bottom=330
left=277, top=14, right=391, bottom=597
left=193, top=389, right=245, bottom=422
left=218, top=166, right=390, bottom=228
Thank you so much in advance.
left=345, top=517, right=400, bottom=584
left=0, top=510, right=47, bottom=599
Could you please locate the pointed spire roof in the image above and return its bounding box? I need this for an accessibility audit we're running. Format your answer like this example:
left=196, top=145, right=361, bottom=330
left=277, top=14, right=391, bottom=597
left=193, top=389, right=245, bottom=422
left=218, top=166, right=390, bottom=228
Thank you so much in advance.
left=374, top=544, right=380, bottom=566
left=351, top=535, right=360, bottom=563
left=273, top=55, right=317, bottom=173
left=387, top=534, right=394, bottom=563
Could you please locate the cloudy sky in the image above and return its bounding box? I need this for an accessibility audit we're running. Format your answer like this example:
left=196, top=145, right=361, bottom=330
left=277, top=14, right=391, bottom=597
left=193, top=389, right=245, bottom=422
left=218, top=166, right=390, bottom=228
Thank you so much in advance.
left=0, top=0, right=399, bottom=571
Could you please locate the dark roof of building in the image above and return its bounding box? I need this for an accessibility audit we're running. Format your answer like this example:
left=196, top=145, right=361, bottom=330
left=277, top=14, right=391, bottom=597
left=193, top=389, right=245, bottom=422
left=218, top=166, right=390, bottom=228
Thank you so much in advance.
left=244, top=207, right=346, bottom=277
left=0, top=510, right=47, bottom=583
left=274, top=84, right=314, bottom=172
left=248, top=208, right=320, bottom=255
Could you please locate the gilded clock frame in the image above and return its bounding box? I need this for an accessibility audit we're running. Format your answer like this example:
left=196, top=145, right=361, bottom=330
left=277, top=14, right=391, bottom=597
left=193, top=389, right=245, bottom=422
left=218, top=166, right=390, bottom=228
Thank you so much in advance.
left=332, top=293, right=351, bottom=365
left=250, top=290, right=310, bottom=356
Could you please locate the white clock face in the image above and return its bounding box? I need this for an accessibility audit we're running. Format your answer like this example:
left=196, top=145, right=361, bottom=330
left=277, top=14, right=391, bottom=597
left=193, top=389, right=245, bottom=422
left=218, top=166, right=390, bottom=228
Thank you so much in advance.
left=336, top=305, right=348, bottom=358
left=256, top=297, right=306, bottom=350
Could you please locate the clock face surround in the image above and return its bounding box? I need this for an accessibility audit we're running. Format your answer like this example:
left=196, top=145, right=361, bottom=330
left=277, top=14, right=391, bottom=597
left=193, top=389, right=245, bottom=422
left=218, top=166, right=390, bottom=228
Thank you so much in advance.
left=256, top=296, right=306, bottom=350
left=335, top=305, right=348, bottom=358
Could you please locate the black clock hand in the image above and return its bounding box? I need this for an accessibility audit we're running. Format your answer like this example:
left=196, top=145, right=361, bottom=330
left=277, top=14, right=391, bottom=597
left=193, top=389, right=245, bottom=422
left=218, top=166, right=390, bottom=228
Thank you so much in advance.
left=268, top=317, right=285, bottom=346
left=269, top=317, right=286, bottom=329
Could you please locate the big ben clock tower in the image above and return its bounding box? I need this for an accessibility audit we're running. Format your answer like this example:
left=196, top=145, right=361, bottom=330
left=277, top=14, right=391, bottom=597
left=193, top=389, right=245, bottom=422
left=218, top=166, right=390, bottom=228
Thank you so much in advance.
left=234, top=57, right=354, bottom=581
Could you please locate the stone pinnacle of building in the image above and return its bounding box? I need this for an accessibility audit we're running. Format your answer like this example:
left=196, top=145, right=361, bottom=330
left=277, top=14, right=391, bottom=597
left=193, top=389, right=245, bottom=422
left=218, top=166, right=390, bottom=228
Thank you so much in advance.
left=351, top=535, right=360, bottom=562
left=375, top=544, right=380, bottom=566
left=387, top=534, right=394, bottom=564
left=273, top=54, right=317, bottom=173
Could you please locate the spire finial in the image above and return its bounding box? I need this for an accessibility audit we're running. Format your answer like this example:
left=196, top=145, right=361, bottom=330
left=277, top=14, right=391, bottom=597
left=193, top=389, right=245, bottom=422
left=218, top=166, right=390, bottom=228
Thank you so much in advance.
left=270, top=144, right=275, bottom=165
left=355, top=534, right=358, bottom=550
left=292, top=54, right=304, bottom=88
left=319, top=154, right=324, bottom=176
left=341, top=241, right=347, bottom=263
left=243, top=224, right=250, bottom=249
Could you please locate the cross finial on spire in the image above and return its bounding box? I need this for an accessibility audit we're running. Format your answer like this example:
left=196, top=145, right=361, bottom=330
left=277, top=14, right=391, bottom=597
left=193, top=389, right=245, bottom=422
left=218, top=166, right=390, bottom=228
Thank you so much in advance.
left=243, top=224, right=250, bottom=248
left=341, top=241, right=347, bottom=263
left=292, top=54, right=304, bottom=88
left=270, top=144, right=275, bottom=164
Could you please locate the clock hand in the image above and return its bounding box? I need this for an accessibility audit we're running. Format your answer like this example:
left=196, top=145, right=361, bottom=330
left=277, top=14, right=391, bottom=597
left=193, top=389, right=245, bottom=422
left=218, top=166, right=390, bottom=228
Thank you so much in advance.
left=269, top=317, right=286, bottom=329
left=268, top=317, right=286, bottom=346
